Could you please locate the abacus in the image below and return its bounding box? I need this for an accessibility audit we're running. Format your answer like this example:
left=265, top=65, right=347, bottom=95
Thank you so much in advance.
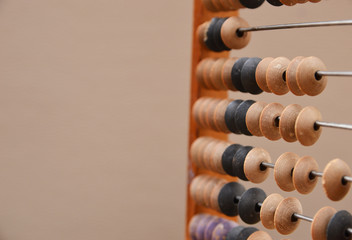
left=186, top=1, right=352, bottom=239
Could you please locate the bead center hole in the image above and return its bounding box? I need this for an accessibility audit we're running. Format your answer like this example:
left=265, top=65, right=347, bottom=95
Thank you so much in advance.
left=236, top=29, right=244, bottom=38
left=282, top=71, right=287, bottom=82
left=314, top=122, right=320, bottom=131
left=274, top=116, right=280, bottom=127
left=314, top=71, right=322, bottom=81
left=309, top=172, right=316, bottom=180
left=342, top=177, right=348, bottom=186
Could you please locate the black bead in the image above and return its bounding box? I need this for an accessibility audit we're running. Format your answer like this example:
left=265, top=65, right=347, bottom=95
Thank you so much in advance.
left=234, top=100, right=255, bottom=136
left=222, top=144, right=242, bottom=176
left=238, top=188, right=267, bottom=224
left=231, top=58, right=249, bottom=93
left=226, top=226, right=244, bottom=240
left=236, top=227, right=259, bottom=240
left=204, top=18, right=222, bottom=52
left=233, top=146, right=253, bottom=180
left=239, top=0, right=265, bottom=9
left=218, top=182, right=246, bottom=216
left=327, top=210, right=352, bottom=240
left=225, top=100, right=243, bottom=134
left=266, top=0, right=283, bottom=6
left=241, top=58, right=263, bottom=95
left=213, top=18, right=231, bottom=52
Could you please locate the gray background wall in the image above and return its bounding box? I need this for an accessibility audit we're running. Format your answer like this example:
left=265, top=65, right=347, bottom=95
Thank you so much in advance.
left=0, top=0, right=351, bottom=239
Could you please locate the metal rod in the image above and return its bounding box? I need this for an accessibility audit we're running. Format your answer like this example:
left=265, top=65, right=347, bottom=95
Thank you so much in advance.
left=343, top=176, right=352, bottom=182
left=316, top=71, right=352, bottom=77
left=261, top=162, right=275, bottom=169
left=238, top=20, right=352, bottom=33
left=310, top=171, right=323, bottom=178
left=348, top=228, right=352, bottom=235
left=292, top=213, right=313, bottom=222
left=315, top=121, right=352, bottom=131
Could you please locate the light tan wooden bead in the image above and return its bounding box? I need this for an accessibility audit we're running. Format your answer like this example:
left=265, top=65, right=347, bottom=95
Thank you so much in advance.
left=212, top=141, right=231, bottom=174
left=286, top=56, right=305, bottom=96
left=255, top=57, right=274, bottom=93
left=207, top=99, right=222, bottom=131
left=293, top=156, right=319, bottom=194
left=218, top=0, right=232, bottom=9
left=202, top=0, right=219, bottom=11
left=260, top=193, right=284, bottom=230
left=220, top=16, right=251, bottom=50
left=203, top=59, right=217, bottom=90
left=190, top=137, right=212, bottom=167
left=192, top=98, right=204, bottom=128
left=279, top=104, right=303, bottom=142
left=222, top=58, right=238, bottom=91
left=211, top=0, right=226, bottom=11
left=210, top=58, right=228, bottom=90
left=280, top=0, right=296, bottom=6
left=203, top=177, right=221, bottom=208
left=309, top=0, right=321, bottom=2
left=190, top=175, right=208, bottom=204
left=274, top=152, right=299, bottom=192
left=295, top=106, right=322, bottom=146
left=246, top=101, right=267, bottom=137
left=214, top=99, right=232, bottom=133
left=202, top=140, right=219, bottom=169
left=322, top=158, right=352, bottom=201
left=266, top=57, right=290, bottom=95
left=274, top=197, right=302, bottom=235
left=244, top=147, right=272, bottom=183
left=311, top=206, right=337, bottom=240
left=248, top=231, right=273, bottom=240
left=295, top=0, right=308, bottom=3
left=260, top=103, right=284, bottom=141
left=197, top=176, right=213, bottom=206
left=196, top=59, right=208, bottom=88
left=197, top=22, right=209, bottom=45
left=297, top=56, right=327, bottom=96
left=198, top=98, right=213, bottom=129
left=227, top=0, right=244, bottom=9
left=210, top=179, right=227, bottom=211
left=208, top=141, right=228, bottom=172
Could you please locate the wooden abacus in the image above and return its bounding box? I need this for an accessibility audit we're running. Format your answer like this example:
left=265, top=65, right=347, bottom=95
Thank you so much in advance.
left=186, top=1, right=352, bottom=240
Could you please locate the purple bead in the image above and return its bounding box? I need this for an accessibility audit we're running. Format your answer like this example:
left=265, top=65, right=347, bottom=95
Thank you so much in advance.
left=203, top=217, right=223, bottom=240
left=189, top=214, right=206, bottom=240
left=211, top=220, right=238, bottom=240
left=196, top=215, right=215, bottom=240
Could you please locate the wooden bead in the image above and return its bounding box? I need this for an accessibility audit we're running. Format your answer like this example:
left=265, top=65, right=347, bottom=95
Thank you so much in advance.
left=279, top=104, right=303, bottom=142
left=260, top=103, right=284, bottom=140
left=203, top=59, right=217, bottom=89
left=322, top=158, right=352, bottom=201
left=238, top=188, right=266, bottom=224
left=274, top=197, right=302, bottom=235
left=236, top=227, right=259, bottom=240
left=297, top=56, right=327, bottom=96
left=244, top=147, right=271, bottom=183
left=203, top=176, right=222, bottom=208
left=280, top=0, right=296, bottom=6
left=227, top=0, right=244, bottom=9
left=214, top=99, right=232, bottom=133
left=293, top=156, right=319, bottom=194
left=286, top=56, right=305, bottom=96
left=211, top=0, right=226, bottom=11
left=295, top=106, right=322, bottom=146
left=266, top=57, right=290, bottom=95
left=210, top=58, right=228, bottom=90
left=189, top=214, right=205, bottom=240
left=222, top=58, right=238, bottom=91
left=211, top=141, right=231, bottom=174
left=193, top=97, right=212, bottom=128
left=202, top=140, right=219, bottom=169
left=255, top=57, right=274, bottom=93
left=222, top=144, right=242, bottom=177
left=202, top=0, right=219, bottom=11
left=197, top=22, right=209, bottom=45
left=190, top=137, right=212, bottom=167
left=221, top=16, right=251, bottom=50
left=210, top=179, right=227, bottom=211
left=233, top=146, right=253, bottom=181
left=190, top=175, right=208, bottom=204
left=309, top=0, right=321, bottom=2
left=274, top=152, right=299, bottom=192
left=260, top=193, right=284, bottom=230
left=218, top=182, right=245, bottom=216
left=248, top=231, right=273, bottom=240
left=196, top=215, right=215, bottom=240
left=212, top=220, right=238, bottom=240
left=235, top=100, right=255, bottom=136
left=196, top=59, right=208, bottom=89
left=241, top=57, right=263, bottom=94
left=246, top=101, right=267, bottom=137
left=203, top=217, right=223, bottom=240
left=311, top=206, right=337, bottom=240
left=206, top=98, right=222, bottom=131
left=326, top=210, right=352, bottom=240
left=225, top=100, right=243, bottom=134
left=197, top=176, right=213, bottom=206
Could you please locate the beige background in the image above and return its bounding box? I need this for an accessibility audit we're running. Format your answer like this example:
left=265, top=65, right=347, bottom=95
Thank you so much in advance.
left=0, top=0, right=351, bottom=239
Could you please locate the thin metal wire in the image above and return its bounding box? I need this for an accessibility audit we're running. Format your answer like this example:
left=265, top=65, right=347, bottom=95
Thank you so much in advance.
left=310, top=171, right=323, bottom=178
left=238, top=20, right=352, bottom=33
left=261, top=162, right=275, bottom=169
left=344, top=176, right=352, bottom=182
left=316, top=71, right=352, bottom=77
left=315, top=121, right=352, bottom=131
left=292, top=213, right=313, bottom=222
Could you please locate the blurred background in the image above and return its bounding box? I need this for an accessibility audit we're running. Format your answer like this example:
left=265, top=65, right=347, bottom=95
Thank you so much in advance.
left=0, top=0, right=351, bottom=239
